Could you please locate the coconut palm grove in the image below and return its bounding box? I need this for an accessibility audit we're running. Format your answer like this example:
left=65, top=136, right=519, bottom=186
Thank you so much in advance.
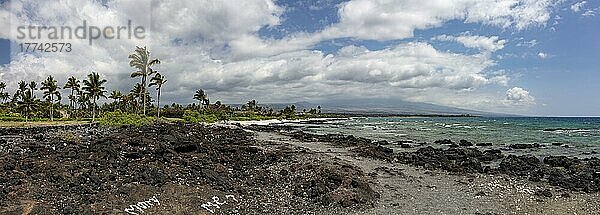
left=0, top=46, right=322, bottom=126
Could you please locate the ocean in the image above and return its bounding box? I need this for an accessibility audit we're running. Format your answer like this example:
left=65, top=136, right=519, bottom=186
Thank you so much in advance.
left=290, top=117, right=600, bottom=158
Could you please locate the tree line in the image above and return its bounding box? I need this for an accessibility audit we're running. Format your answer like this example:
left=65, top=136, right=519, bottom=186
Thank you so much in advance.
left=0, top=46, right=321, bottom=122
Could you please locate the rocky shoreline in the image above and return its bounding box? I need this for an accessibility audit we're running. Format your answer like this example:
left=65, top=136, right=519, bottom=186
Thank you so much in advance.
left=1, top=123, right=599, bottom=214
left=247, top=125, right=600, bottom=195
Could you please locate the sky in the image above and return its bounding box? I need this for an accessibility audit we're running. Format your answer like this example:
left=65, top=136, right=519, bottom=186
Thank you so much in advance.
left=0, top=0, right=599, bottom=116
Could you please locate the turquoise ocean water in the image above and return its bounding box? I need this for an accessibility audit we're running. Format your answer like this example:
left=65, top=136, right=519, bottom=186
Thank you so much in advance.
left=293, top=117, right=600, bottom=158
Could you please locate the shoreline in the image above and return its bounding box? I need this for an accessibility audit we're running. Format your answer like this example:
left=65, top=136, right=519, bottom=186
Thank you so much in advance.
left=249, top=124, right=600, bottom=192
left=252, top=129, right=599, bottom=214
left=1, top=123, right=598, bottom=214
left=218, top=117, right=351, bottom=125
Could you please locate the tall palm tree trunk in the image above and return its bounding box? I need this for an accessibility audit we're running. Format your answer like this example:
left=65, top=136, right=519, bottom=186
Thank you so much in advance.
left=143, top=88, right=146, bottom=115
left=142, top=77, right=147, bottom=116
left=157, top=87, right=161, bottom=118
left=92, top=97, right=96, bottom=122
left=70, top=89, right=74, bottom=114
left=50, top=95, right=54, bottom=121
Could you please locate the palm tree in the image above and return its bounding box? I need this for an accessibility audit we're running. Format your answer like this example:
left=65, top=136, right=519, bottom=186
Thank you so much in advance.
left=122, top=93, right=135, bottom=112
left=17, top=88, right=37, bottom=122
left=109, top=90, right=123, bottom=102
left=0, top=82, right=9, bottom=103
left=129, top=46, right=160, bottom=116
left=41, top=75, right=61, bottom=121
left=13, top=80, right=27, bottom=103
left=29, top=81, right=37, bottom=91
left=247, top=99, right=257, bottom=112
left=63, top=76, right=80, bottom=114
left=0, top=92, right=8, bottom=103
left=149, top=73, right=167, bottom=118
left=193, top=89, right=208, bottom=108
left=77, top=90, right=89, bottom=112
left=108, top=90, right=123, bottom=111
left=82, top=72, right=107, bottom=122
left=130, top=83, right=150, bottom=113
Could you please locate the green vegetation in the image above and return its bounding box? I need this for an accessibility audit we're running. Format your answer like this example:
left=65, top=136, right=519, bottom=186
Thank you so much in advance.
left=63, top=76, right=80, bottom=117
left=41, top=75, right=61, bottom=121
left=129, top=46, right=161, bottom=116
left=99, top=110, right=155, bottom=126
left=0, top=82, right=9, bottom=103
left=16, top=81, right=38, bottom=121
left=193, top=89, right=209, bottom=107
left=182, top=110, right=220, bottom=123
left=82, top=72, right=107, bottom=122
left=0, top=46, right=326, bottom=127
left=149, top=73, right=166, bottom=118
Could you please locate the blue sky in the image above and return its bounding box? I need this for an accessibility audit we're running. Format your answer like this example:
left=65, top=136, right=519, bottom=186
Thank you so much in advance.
left=1, top=0, right=599, bottom=116
left=257, top=0, right=600, bottom=116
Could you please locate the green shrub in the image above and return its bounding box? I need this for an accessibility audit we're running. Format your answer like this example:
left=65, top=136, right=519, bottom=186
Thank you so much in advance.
left=182, top=110, right=219, bottom=123
left=0, top=110, right=20, bottom=117
left=99, top=110, right=155, bottom=126
left=0, top=116, right=23, bottom=122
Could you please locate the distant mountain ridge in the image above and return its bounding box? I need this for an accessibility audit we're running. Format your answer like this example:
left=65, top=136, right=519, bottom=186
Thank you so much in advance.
left=231, top=98, right=516, bottom=117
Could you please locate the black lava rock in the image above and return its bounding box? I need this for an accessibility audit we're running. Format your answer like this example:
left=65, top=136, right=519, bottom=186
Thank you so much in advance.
left=509, top=143, right=541, bottom=149
left=459, top=139, right=473, bottom=146
left=434, top=139, right=454, bottom=145
left=534, top=189, right=553, bottom=198
left=499, top=155, right=541, bottom=176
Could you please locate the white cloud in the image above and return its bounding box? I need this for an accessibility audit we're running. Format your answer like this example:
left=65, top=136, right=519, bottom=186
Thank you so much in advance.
left=516, top=39, right=538, bottom=47
left=337, top=45, right=370, bottom=57
left=537, top=52, right=549, bottom=59
left=317, top=0, right=558, bottom=41
left=571, top=1, right=586, bottom=12
left=582, top=9, right=596, bottom=17
left=325, top=43, right=497, bottom=89
left=433, top=33, right=507, bottom=52
left=0, top=0, right=557, bottom=113
left=489, top=75, right=510, bottom=86
left=150, top=0, right=282, bottom=45
left=228, top=33, right=321, bottom=61
left=234, top=0, right=560, bottom=56
left=506, top=87, right=535, bottom=105
left=570, top=1, right=598, bottom=17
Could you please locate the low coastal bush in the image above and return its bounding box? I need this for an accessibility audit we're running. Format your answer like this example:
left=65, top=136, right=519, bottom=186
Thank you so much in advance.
left=0, top=111, right=25, bottom=121
left=99, top=110, right=155, bottom=126
left=182, top=110, right=219, bottom=123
